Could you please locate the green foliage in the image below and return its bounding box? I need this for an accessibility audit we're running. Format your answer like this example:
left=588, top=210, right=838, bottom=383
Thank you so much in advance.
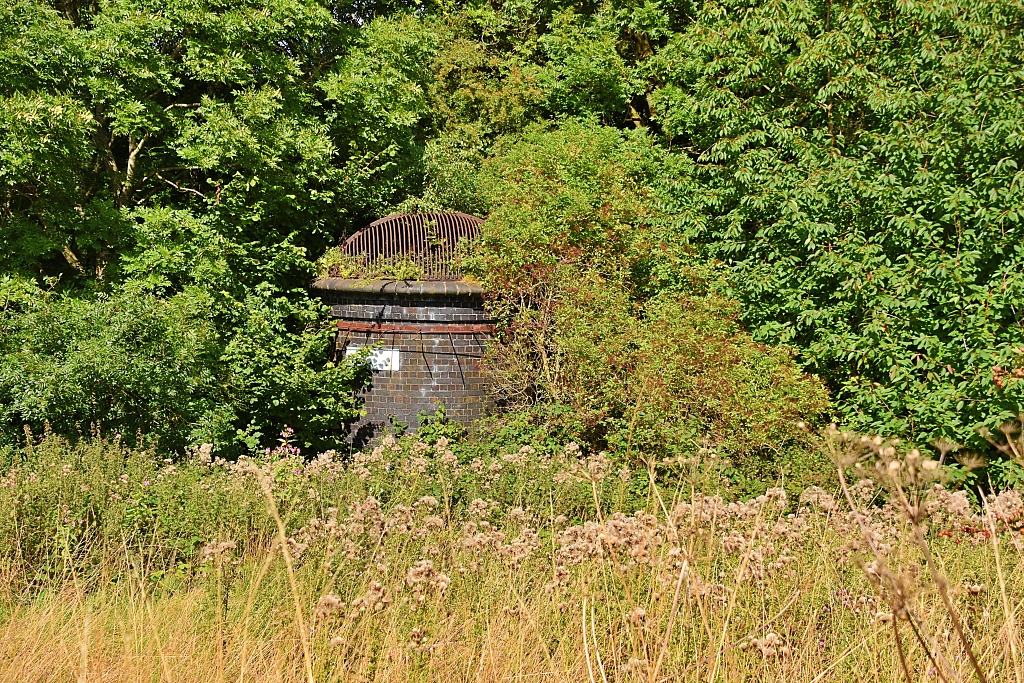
left=539, top=10, right=629, bottom=124
left=0, top=0, right=688, bottom=457
left=4, top=0, right=1023, bottom=482
left=413, top=0, right=672, bottom=203
left=987, top=459, right=1024, bottom=490
left=471, top=123, right=829, bottom=490
left=472, top=121, right=657, bottom=288
left=414, top=404, right=468, bottom=445
left=314, top=247, right=424, bottom=280
left=318, top=13, right=439, bottom=214
left=219, top=286, right=371, bottom=452
left=629, top=293, right=829, bottom=459
left=313, top=248, right=362, bottom=279
left=650, top=0, right=1024, bottom=450
left=0, top=278, right=367, bottom=454
left=0, top=1, right=438, bottom=451
left=0, top=434, right=267, bottom=577
left=0, top=281, right=221, bottom=448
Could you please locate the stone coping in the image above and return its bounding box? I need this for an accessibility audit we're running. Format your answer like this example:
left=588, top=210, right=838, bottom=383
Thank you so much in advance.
left=311, top=278, right=484, bottom=296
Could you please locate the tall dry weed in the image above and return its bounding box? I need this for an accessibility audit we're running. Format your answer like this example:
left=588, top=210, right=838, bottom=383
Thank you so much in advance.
left=0, top=431, right=1021, bottom=681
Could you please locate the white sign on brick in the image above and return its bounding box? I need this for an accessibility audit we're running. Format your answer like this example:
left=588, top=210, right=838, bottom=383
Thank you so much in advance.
left=345, top=346, right=401, bottom=372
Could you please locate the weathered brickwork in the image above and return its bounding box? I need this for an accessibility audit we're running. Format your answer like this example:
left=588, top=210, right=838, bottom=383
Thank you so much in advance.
left=311, top=279, right=492, bottom=443
left=329, top=302, right=488, bottom=322
left=341, top=330, right=489, bottom=439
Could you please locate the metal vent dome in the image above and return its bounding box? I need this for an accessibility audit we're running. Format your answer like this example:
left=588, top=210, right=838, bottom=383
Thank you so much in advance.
left=341, top=212, right=484, bottom=281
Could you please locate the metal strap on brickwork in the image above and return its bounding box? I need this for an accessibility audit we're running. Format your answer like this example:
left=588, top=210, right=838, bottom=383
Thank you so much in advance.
left=340, top=212, right=483, bottom=281
left=311, top=279, right=484, bottom=296
left=335, top=320, right=494, bottom=334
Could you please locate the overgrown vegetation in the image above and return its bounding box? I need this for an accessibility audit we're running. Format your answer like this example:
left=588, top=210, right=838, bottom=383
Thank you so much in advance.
left=2, top=0, right=1022, bottom=460
left=468, top=124, right=830, bottom=494
left=651, top=0, right=1024, bottom=452
left=1, top=429, right=1022, bottom=681
left=314, top=249, right=425, bottom=281
left=2, top=0, right=1024, bottom=676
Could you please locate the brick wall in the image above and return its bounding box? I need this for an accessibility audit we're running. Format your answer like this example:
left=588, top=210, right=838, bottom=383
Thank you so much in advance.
left=312, top=279, right=492, bottom=444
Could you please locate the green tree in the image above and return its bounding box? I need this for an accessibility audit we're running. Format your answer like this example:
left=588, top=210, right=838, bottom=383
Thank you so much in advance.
left=651, top=0, right=1024, bottom=449
left=0, top=0, right=441, bottom=282
left=0, top=279, right=221, bottom=447
left=0, top=0, right=438, bottom=452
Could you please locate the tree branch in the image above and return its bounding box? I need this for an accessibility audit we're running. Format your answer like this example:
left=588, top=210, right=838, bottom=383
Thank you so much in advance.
left=61, top=245, right=86, bottom=274
left=155, top=173, right=206, bottom=199
left=119, top=133, right=149, bottom=207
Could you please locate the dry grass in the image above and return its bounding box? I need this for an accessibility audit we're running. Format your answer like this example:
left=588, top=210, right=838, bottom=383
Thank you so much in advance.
left=2, top=506, right=1022, bottom=681
left=2, top=435, right=1023, bottom=682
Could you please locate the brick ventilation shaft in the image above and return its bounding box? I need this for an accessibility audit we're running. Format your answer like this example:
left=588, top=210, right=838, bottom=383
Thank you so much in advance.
left=311, top=214, right=491, bottom=444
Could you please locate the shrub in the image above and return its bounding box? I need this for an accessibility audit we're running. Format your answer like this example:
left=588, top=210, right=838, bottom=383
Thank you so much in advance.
left=0, top=280, right=222, bottom=450
left=218, top=285, right=372, bottom=453
left=470, top=123, right=829, bottom=494
left=0, top=278, right=368, bottom=455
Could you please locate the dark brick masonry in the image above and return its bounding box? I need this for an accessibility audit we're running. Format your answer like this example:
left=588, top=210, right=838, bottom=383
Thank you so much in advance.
left=311, top=279, right=492, bottom=444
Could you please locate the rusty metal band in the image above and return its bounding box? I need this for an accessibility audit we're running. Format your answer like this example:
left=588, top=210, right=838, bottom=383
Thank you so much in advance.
left=336, top=320, right=494, bottom=335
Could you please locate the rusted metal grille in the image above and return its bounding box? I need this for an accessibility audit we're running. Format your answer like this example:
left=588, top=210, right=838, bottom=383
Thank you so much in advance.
left=341, top=212, right=483, bottom=281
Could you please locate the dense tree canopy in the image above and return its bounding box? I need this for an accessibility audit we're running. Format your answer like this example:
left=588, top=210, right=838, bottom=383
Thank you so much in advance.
left=1, top=0, right=1022, bottom=466
left=651, top=0, right=1024, bottom=449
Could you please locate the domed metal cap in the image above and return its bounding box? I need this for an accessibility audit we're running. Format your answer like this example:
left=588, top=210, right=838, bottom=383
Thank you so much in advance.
left=340, top=212, right=483, bottom=281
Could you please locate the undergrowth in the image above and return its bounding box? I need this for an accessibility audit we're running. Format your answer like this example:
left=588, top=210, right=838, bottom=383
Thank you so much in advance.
left=1, top=429, right=1023, bottom=681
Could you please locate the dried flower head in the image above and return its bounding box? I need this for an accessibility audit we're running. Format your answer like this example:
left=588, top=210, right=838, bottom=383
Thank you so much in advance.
left=200, top=539, right=236, bottom=563
left=750, top=632, right=789, bottom=657
left=351, top=581, right=389, bottom=613
left=799, top=486, right=837, bottom=512
left=196, top=443, right=214, bottom=464
left=315, top=594, right=345, bottom=617
left=408, top=626, right=429, bottom=651
left=406, top=559, right=451, bottom=593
